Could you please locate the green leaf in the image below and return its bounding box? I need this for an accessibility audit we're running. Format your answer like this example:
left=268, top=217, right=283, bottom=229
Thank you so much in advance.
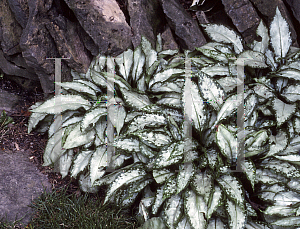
left=90, top=145, right=107, bottom=185
left=43, top=128, right=67, bottom=166
left=200, top=64, right=230, bottom=77
left=176, top=163, right=195, bottom=195
left=201, top=24, right=244, bottom=54
left=59, top=149, right=73, bottom=179
left=271, top=216, right=300, bottom=226
left=261, top=130, right=288, bottom=158
left=175, top=216, right=192, bottom=229
left=207, top=185, right=223, bottom=221
left=260, top=158, right=300, bottom=179
left=71, top=149, right=93, bottom=178
left=270, top=7, right=292, bottom=59
left=119, top=87, right=151, bottom=110
left=156, top=33, right=163, bottom=53
left=211, top=93, right=243, bottom=130
left=141, top=36, right=157, bottom=69
left=271, top=98, right=296, bottom=126
left=225, top=198, right=246, bottom=229
left=264, top=205, right=297, bottom=217
left=149, top=69, right=184, bottom=89
left=107, top=97, right=126, bottom=136
left=274, top=155, right=300, bottom=166
left=104, top=164, right=147, bottom=205
left=63, top=122, right=95, bottom=149
left=151, top=81, right=182, bottom=93
left=216, top=174, right=244, bottom=209
left=182, top=80, right=207, bottom=132
left=207, top=217, right=227, bottom=228
left=252, top=20, right=269, bottom=54
left=127, top=113, right=167, bottom=134
left=115, top=49, right=133, bottom=81
left=133, top=130, right=171, bottom=149
left=80, top=106, right=107, bottom=132
left=156, top=93, right=182, bottom=109
left=190, top=170, right=213, bottom=204
left=215, top=124, right=237, bottom=163
left=197, top=72, right=225, bottom=111
left=29, top=95, right=91, bottom=114
left=153, top=139, right=197, bottom=169
left=162, top=175, right=178, bottom=200
left=184, top=189, right=207, bottom=229
left=255, top=168, right=288, bottom=186
left=55, top=81, right=97, bottom=100
left=27, top=101, right=48, bottom=133
left=281, top=84, right=300, bottom=103
left=162, top=194, right=183, bottom=229
left=241, top=159, right=256, bottom=191
left=236, top=50, right=268, bottom=68
left=153, top=168, right=175, bottom=184
left=137, top=217, right=167, bottom=229
left=78, top=173, right=99, bottom=193
left=132, top=46, right=146, bottom=82
left=113, top=137, right=140, bottom=153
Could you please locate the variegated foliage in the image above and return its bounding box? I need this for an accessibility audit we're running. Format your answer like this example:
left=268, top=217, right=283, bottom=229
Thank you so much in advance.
left=27, top=7, right=300, bottom=229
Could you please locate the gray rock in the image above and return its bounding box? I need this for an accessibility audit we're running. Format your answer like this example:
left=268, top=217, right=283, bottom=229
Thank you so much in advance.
left=76, top=23, right=100, bottom=56
left=159, top=0, right=206, bottom=51
left=44, top=14, right=92, bottom=74
left=6, top=0, right=30, bottom=29
left=63, top=0, right=132, bottom=56
left=0, top=50, right=38, bottom=81
left=250, top=0, right=298, bottom=47
left=221, top=0, right=260, bottom=44
left=0, top=89, right=20, bottom=114
left=161, top=25, right=179, bottom=50
left=19, top=1, right=59, bottom=96
left=0, top=149, right=52, bottom=226
left=128, top=0, right=163, bottom=49
left=285, top=0, right=300, bottom=24
left=0, top=0, right=23, bottom=56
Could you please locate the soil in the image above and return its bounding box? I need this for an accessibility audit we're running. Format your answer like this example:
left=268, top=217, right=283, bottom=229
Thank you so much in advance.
left=0, top=76, right=107, bottom=228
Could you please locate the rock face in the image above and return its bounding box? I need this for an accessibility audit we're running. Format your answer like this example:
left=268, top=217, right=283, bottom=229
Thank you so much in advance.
left=0, top=89, right=20, bottom=114
left=0, top=149, right=52, bottom=226
left=159, top=0, right=206, bottom=51
left=285, top=0, right=300, bottom=24
left=63, top=0, right=132, bottom=56
left=221, top=0, right=260, bottom=44
left=127, top=0, right=163, bottom=49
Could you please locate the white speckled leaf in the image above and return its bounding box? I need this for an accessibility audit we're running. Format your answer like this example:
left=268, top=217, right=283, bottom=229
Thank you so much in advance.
left=115, top=49, right=133, bottom=81
left=225, top=198, right=246, bottom=229
left=216, top=174, right=244, bottom=209
left=201, top=24, right=243, bottom=54
left=29, top=95, right=91, bottom=114
left=71, top=149, right=93, bottom=178
left=253, top=20, right=269, bottom=54
left=270, top=7, right=292, bottom=58
left=184, top=189, right=207, bottom=229
left=90, top=145, right=107, bottom=185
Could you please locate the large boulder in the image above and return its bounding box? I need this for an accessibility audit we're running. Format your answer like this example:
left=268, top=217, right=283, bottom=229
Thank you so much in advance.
left=221, top=0, right=260, bottom=44
left=63, top=0, right=132, bottom=56
left=159, top=0, right=206, bottom=51
left=285, top=0, right=300, bottom=24
left=0, top=89, right=20, bottom=115
left=128, top=0, right=164, bottom=49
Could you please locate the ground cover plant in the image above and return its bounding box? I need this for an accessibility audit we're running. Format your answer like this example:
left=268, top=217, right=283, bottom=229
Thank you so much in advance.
left=27, top=6, right=300, bottom=229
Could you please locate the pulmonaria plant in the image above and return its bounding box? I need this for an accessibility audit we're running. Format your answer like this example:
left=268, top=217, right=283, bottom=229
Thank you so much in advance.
left=27, top=6, right=300, bottom=229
